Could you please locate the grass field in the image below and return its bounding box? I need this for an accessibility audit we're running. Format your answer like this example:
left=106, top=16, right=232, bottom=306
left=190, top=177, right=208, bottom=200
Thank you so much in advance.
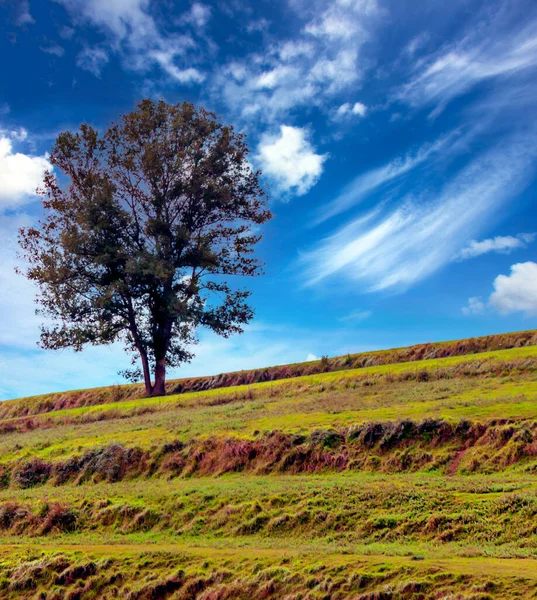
left=2, top=331, right=537, bottom=598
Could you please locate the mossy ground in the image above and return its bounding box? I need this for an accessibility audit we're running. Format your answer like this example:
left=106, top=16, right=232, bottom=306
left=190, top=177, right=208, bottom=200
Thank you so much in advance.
left=2, top=334, right=537, bottom=598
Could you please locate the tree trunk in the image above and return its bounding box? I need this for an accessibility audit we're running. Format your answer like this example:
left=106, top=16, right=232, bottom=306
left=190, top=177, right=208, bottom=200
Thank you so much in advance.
left=137, top=346, right=153, bottom=397
left=151, top=357, right=167, bottom=396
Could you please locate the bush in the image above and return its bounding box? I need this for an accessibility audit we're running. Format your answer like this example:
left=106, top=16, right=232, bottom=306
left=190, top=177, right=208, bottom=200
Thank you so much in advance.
left=320, top=355, right=331, bottom=371
left=0, top=502, right=23, bottom=530
left=40, top=502, right=78, bottom=534
left=54, top=443, right=146, bottom=485
left=12, top=459, right=52, bottom=488
left=310, top=429, right=345, bottom=449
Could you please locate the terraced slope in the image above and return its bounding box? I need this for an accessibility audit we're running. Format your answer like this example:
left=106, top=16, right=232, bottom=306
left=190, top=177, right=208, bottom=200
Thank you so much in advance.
left=2, top=331, right=537, bottom=598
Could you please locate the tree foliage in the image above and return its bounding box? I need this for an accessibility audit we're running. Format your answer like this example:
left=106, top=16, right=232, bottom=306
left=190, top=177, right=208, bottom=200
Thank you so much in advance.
left=19, top=99, right=272, bottom=396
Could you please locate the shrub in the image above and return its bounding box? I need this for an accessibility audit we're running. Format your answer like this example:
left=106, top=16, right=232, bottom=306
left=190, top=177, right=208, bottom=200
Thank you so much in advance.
left=12, top=459, right=52, bottom=488
left=54, top=443, right=146, bottom=485
left=0, top=502, right=23, bottom=530
left=320, top=355, right=331, bottom=371
left=310, top=429, right=345, bottom=449
left=40, top=502, right=78, bottom=534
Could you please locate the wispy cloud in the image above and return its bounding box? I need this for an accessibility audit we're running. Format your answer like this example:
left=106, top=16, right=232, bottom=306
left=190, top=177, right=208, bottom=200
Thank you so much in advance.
left=15, top=0, right=34, bottom=27
left=76, top=47, right=109, bottom=77
left=40, top=43, right=65, bottom=57
left=398, top=8, right=537, bottom=117
left=178, top=3, right=212, bottom=30
left=301, top=131, right=537, bottom=292
left=313, top=132, right=457, bottom=225
left=56, top=0, right=206, bottom=83
left=305, top=6, right=537, bottom=293
left=454, top=233, right=536, bottom=261
left=339, top=309, right=372, bottom=322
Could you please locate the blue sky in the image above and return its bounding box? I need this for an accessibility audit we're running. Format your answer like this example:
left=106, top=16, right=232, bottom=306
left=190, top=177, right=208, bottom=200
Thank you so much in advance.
left=1, top=0, right=537, bottom=399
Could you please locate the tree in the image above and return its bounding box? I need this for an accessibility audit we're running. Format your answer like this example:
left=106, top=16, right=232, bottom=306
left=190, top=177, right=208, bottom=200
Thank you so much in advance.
left=19, top=99, right=272, bottom=397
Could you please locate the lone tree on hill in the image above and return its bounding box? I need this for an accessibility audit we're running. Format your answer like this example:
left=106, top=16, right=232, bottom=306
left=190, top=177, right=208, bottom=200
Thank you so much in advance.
left=19, top=99, right=272, bottom=397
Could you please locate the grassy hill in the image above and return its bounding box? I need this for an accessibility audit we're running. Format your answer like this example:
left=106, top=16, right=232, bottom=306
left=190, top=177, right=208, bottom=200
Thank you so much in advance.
left=2, top=330, right=537, bottom=598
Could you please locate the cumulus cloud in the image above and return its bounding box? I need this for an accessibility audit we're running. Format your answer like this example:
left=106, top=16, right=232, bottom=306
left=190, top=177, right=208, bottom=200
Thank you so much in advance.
left=489, top=262, right=537, bottom=315
left=335, top=101, right=367, bottom=119
left=56, top=0, right=206, bottom=84
left=461, top=297, right=485, bottom=316
left=306, top=353, right=319, bottom=361
left=455, top=233, right=536, bottom=260
left=463, top=262, right=537, bottom=317
left=214, top=0, right=379, bottom=121
left=0, top=130, right=51, bottom=210
left=256, top=126, right=327, bottom=197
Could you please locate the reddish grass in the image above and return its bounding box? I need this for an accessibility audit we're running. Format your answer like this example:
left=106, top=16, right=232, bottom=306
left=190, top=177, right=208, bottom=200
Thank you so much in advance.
left=2, top=418, right=537, bottom=491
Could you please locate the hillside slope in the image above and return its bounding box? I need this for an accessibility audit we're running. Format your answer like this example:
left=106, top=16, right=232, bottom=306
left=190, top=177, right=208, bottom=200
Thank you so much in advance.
left=3, top=328, right=536, bottom=419
left=2, top=331, right=537, bottom=598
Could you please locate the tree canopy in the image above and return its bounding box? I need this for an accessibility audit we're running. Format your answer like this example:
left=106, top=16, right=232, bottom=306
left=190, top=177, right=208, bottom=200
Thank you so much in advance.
left=19, top=99, right=272, bottom=396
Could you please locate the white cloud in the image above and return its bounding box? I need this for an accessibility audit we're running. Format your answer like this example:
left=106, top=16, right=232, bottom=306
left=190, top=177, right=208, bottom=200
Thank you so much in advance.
left=214, top=0, right=379, bottom=121
left=59, top=25, right=75, bottom=39
left=246, top=19, right=270, bottom=34
left=339, top=309, right=372, bottom=322
left=302, top=130, right=537, bottom=292
left=405, top=32, right=430, bottom=57
left=256, top=125, right=327, bottom=197
left=306, top=353, right=319, bottom=361
left=461, top=296, right=485, bottom=316
left=455, top=233, right=536, bottom=261
left=352, top=102, right=367, bottom=116
left=335, top=101, right=367, bottom=119
left=181, top=3, right=211, bottom=29
left=313, top=132, right=457, bottom=225
left=56, top=0, right=206, bottom=84
left=41, top=43, right=65, bottom=57
left=464, top=261, right=537, bottom=317
left=398, top=11, right=537, bottom=117
left=76, top=47, right=109, bottom=76
left=149, top=50, right=204, bottom=84
left=15, top=0, right=34, bottom=26
left=0, top=130, right=51, bottom=210
left=489, top=262, right=537, bottom=315
left=55, top=0, right=155, bottom=41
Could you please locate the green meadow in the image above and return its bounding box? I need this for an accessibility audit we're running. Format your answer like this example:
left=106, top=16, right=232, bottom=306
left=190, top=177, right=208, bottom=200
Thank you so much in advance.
left=2, top=332, right=537, bottom=598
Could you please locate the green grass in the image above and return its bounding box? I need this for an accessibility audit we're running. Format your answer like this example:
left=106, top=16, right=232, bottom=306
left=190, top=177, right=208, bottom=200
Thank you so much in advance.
left=3, top=334, right=537, bottom=598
